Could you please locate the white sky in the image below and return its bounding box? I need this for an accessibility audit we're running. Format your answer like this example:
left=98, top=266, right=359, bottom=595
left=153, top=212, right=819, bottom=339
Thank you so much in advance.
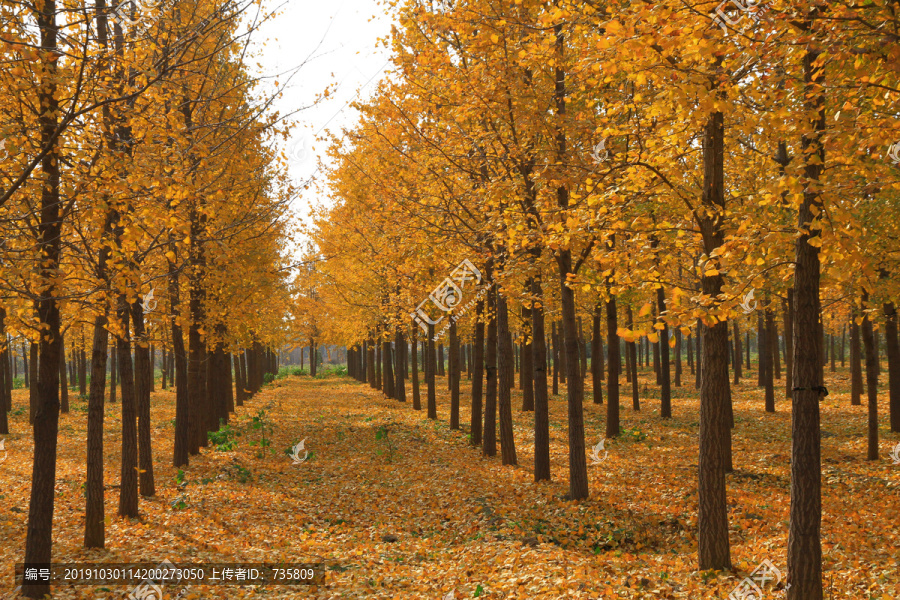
left=250, top=0, right=394, bottom=226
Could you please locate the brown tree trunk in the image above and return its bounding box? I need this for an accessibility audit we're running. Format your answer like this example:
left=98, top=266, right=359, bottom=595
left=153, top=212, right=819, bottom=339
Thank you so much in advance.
left=496, top=296, right=517, bottom=465
left=787, top=43, right=825, bottom=600
left=483, top=284, right=498, bottom=456
left=521, top=301, right=534, bottom=411
left=395, top=328, right=407, bottom=403
left=658, top=286, right=672, bottom=418
left=732, top=321, right=741, bottom=385
left=675, top=326, right=683, bottom=387
left=591, top=301, right=603, bottom=405
left=696, top=106, right=732, bottom=571
left=470, top=300, right=484, bottom=443
left=449, top=321, right=459, bottom=428
left=531, top=276, right=550, bottom=481
left=861, top=293, right=879, bottom=461
left=131, top=302, right=155, bottom=496
left=764, top=305, right=775, bottom=412
left=782, top=296, right=794, bottom=400
left=552, top=321, right=559, bottom=395
left=383, top=337, right=395, bottom=399
left=606, top=293, right=621, bottom=439
left=84, top=309, right=110, bottom=548
left=884, top=302, right=900, bottom=432
left=626, top=305, right=639, bottom=411
left=411, top=330, right=421, bottom=411
left=850, top=312, right=862, bottom=406
left=59, top=332, right=68, bottom=413
left=427, top=324, right=437, bottom=419
left=116, top=297, right=139, bottom=518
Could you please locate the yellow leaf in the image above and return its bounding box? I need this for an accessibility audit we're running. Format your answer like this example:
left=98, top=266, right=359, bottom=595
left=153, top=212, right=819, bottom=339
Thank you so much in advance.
left=638, top=302, right=652, bottom=317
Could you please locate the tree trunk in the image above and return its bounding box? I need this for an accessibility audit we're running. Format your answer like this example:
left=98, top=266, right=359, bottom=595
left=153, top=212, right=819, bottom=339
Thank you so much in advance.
left=470, top=300, right=484, bottom=444
left=861, top=294, right=879, bottom=461
left=732, top=321, right=741, bottom=385
left=116, top=297, right=139, bottom=518
left=483, top=284, right=498, bottom=456
left=658, top=286, right=672, bottom=418
left=131, top=302, right=155, bottom=496
left=427, top=324, right=437, bottom=419
left=783, top=295, right=794, bottom=400
left=84, top=310, right=110, bottom=548
left=531, top=276, right=550, bottom=481
left=606, top=294, right=621, bottom=440
left=675, top=326, right=683, bottom=387
left=59, top=332, right=68, bottom=413
left=787, top=44, right=825, bottom=600
left=884, top=302, right=900, bottom=432
left=411, top=329, right=421, bottom=410
left=757, top=310, right=766, bottom=388
left=521, top=302, right=534, bottom=411
left=764, top=306, right=775, bottom=412
left=383, top=337, right=394, bottom=399
left=850, top=313, right=862, bottom=406
left=556, top=249, right=587, bottom=499
left=395, top=329, right=407, bottom=403
left=449, top=321, right=459, bottom=428
left=552, top=321, right=559, bottom=395
left=496, top=296, right=517, bottom=465
left=626, top=305, right=639, bottom=411
left=591, top=301, right=603, bottom=405
left=696, top=106, right=732, bottom=571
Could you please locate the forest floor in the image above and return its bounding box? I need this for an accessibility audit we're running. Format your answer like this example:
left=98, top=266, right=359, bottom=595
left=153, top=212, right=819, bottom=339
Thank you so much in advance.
left=0, top=366, right=898, bottom=599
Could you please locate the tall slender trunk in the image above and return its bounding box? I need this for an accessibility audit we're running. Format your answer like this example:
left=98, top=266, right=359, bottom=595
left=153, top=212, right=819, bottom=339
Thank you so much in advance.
left=552, top=321, right=559, bottom=395
left=411, top=330, right=421, bottom=410
left=784, top=295, right=794, bottom=400
left=483, top=283, right=498, bottom=456
left=591, top=301, right=603, bottom=405
left=471, top=304, right=484, bottom=439
left=116, top=296, right=139, bottom=518
left=131, top=301, right=154, bottom=496
left=521, top=301, right=534, bottom=411
left=883, top=302, right=900, bottom=432
left=626, top=305, right=639, bottom=411
left=696, top=103, right=732, bottom=571
left=861, top=293, right=879, bottom=461
left=496, top=295, right=517, bottom=465
left=0, top=311, right=7, bottom=435
left=427, top=324, right=437, bottom=419
left=449, top=321, right=459, bottom=428
left=531, top=277, right=550, bottom=481
left=675, top=326, right=683, bottom=387
left=658, top=287, right=672, bottom=417
left=383, top=337, right=395, bottom=399
left=732, top=321, right=741, bottom=385
left=787, top=39, right=825, bottom=600
left=764, top=305, right=775, bottom=412
left=22, top=6, right=64, bottom=593
left=59, top=332, right=68, bottom=413
left=606, top=293, right=621, bottom=439
left=695, top=321, right=703, bottom=390
left=395, top=329, right=407, bottom=403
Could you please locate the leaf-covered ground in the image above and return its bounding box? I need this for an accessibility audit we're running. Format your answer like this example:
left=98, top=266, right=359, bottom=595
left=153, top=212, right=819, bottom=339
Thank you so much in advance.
left=1, top=366, right=898, bottom=599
